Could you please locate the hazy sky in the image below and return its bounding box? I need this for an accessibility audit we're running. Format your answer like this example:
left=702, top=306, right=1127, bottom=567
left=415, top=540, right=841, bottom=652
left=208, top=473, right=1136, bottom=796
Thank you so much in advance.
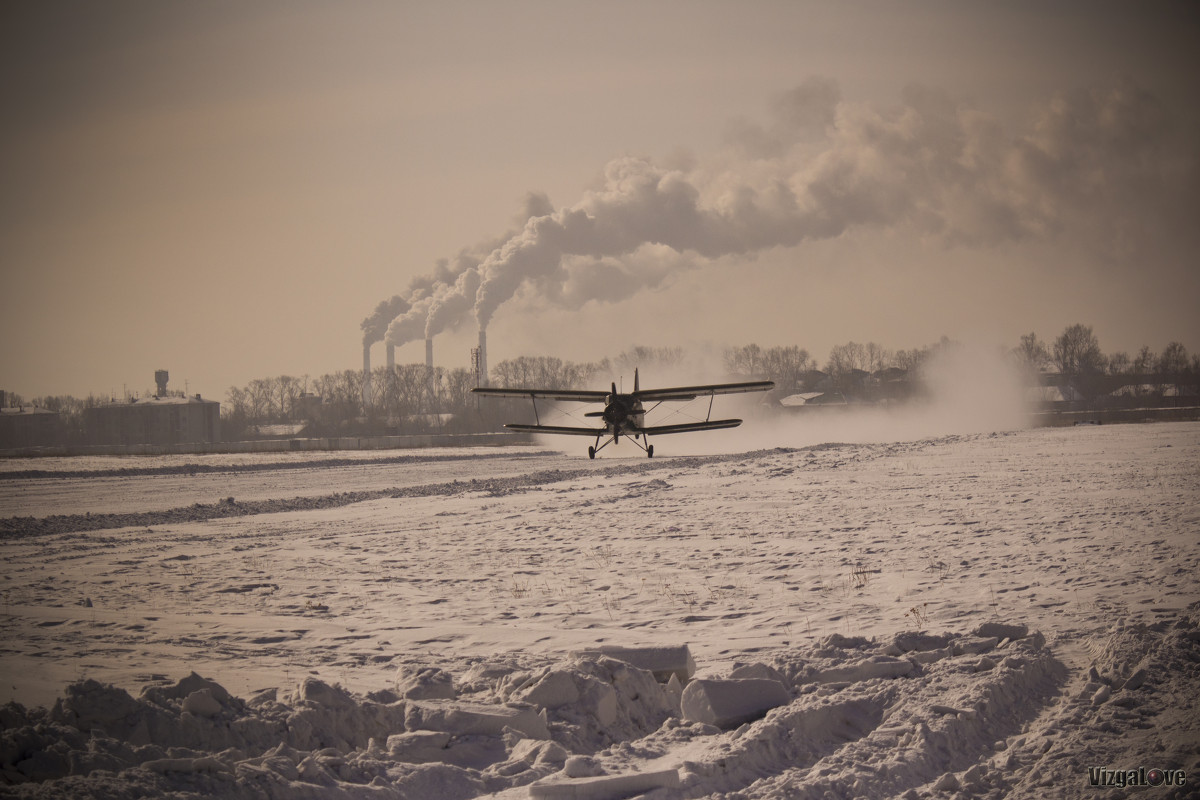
left=2, top=1, right=1197, bottom=399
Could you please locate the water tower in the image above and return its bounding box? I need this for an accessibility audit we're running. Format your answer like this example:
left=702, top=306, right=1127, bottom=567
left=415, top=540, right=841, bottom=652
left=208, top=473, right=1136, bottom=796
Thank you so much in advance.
left=155, top=370, right=169, bottom=397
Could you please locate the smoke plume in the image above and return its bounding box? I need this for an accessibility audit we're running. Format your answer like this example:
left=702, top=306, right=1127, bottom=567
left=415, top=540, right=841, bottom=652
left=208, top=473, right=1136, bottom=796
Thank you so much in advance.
left=370, top=192, right=557, bottom=349
left=373, top=77, right=1192, bottom=340
left=360, top=295, right=410, bottom=346
left=384, top=294, right=434, bottom=349
left=469, top=77, right=1187, bottom=328
left=425, top=267, right=482, bottom=340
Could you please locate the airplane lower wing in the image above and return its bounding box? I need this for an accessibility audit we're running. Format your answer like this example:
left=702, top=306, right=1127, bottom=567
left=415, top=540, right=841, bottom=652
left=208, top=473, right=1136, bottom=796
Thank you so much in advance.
left=634, top=381, right=774, bottom=403
left=504, top=420, right=742, bottom=436
left=503, top=423, right=608, bottom=436
left=640, top=419, right=743, bottom=435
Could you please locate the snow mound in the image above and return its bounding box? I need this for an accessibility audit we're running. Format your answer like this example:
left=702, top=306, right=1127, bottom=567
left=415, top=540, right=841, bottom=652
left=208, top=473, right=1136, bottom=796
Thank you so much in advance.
left=505, top=655, right=676, bottom=755
left=7, top=610, right=1200, bottom=799
left=0, top=620, right=1111, bottom=799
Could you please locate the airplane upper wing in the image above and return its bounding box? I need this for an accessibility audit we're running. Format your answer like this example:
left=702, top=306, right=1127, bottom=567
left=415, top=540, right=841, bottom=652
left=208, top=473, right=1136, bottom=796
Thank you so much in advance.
left=633, top=380, right=774, bottom=403
left=502, top=423, right=607, bottom=436
left=471, top=387, right=609, bottom=403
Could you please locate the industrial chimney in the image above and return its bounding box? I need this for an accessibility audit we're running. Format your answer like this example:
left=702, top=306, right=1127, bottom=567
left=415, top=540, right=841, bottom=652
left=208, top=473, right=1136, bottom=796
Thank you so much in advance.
left=425, top=338, right=434, bottom=370
left=155, top=369, right=169, bottom=397
left=386, top=343, right=395, bottom=371
left=362, top=343, right=372, bottom=410
left=477, top=328, right=488, bottom=387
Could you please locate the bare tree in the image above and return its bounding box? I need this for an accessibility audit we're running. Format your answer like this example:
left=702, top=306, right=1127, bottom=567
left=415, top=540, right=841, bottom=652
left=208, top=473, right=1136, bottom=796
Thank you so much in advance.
left=1159, top=342, right=1189, bottom=377
left=893, top=346, right=929, bottom=373
left=492, top=356, right=595, bottom=391
left=1053, top=325, right=1104, bottom=375
left=1156, top=342, right=1190, bottom=398
left=246, top=378, right=274, bottom=422
left=1013, top=332, right=1052, bottom=374
left=723, top=344, right=764, bottom=377
left=224, top=386, right=249, bottom=418
left=614, top=346, right=684, bottom=375
left=1133, top=345, right=1156, bottom=376
left=441, top=368, right=478, bottom=417
left=393, top=364, right=431, bottom=417
left=1106, top=351, right=1131, bottom=376
left=1186, top=355, right=1200, bottom=398
left=1053, top=324, right=1105, bottom=402
left=760, top=346, right=815, bottom=392
left=276, top=375, right=304, bottom=421
left=864, top=342, right=892, bottom=373
left=825, top=341, right=867, bottom=379
left=331, top=369, right=364, bottom=420
left=825, top=341, right=875, bottom=396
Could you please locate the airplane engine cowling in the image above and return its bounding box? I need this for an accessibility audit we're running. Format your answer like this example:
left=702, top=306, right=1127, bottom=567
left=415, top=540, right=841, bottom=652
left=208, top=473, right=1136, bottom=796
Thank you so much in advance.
left=604, top=399, right=631, bottom=427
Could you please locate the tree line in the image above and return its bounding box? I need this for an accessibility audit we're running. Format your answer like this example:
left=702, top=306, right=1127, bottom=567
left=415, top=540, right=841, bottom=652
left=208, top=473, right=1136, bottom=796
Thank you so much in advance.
left=5, top=325, right=1194, bottom=442
left=220, top=326, right=1195, bottom=436
left=1010, top=325, right=1198, bottom=402
left=727, top=326, right=1197, bottom=401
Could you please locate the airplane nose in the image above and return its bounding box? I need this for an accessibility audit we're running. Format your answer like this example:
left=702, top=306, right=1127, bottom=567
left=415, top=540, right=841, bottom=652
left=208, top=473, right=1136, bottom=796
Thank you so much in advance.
left=604, top=403, right=627, bottom=425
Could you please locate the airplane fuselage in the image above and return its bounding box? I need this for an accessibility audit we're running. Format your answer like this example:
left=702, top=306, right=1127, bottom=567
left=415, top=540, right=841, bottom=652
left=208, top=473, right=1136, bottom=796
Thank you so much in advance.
left=602, top=394, right=646, bottom=440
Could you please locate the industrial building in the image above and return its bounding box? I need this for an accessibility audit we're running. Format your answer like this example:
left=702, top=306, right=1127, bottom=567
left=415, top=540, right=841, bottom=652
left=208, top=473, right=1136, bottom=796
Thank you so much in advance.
left=0, top=406, right=65, bottom=449
left=83, top=394, right=220, bottom=447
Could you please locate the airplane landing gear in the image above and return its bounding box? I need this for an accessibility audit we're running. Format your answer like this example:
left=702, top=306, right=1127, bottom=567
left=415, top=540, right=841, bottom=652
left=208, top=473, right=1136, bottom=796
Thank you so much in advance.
left=647, top=444, right=654, bottom=458
left=588, top=446, right=596, bottom=459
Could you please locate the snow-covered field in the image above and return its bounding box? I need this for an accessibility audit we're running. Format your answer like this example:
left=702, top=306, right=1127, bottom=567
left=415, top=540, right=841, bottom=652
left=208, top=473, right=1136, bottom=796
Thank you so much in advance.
left=1, top=420, right=1198, bottom=798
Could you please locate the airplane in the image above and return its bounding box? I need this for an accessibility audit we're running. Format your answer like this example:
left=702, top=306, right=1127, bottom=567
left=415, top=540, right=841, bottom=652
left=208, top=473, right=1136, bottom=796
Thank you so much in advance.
left=472, top=369, right=773, bottom=458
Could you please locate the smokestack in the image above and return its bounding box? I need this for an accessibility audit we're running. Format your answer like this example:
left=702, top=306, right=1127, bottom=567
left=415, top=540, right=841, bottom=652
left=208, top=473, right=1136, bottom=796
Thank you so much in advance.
left=362, top=343, right=372, bottom=410
left=478, top=328, right=488, bottom=387
left=386, top=343, right=395, bottom=371
left=425, top=338, right=434, bottom=369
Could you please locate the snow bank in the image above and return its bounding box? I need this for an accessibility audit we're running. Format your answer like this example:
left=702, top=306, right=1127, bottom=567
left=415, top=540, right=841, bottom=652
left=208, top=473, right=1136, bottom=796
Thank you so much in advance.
left=3, top=423, right=1198, bottom=798
left=0, top=619, right=1100, bottom=799
left=680, top=678, right=791, bottom=728
left=5, top=613, right=1199, bottom=800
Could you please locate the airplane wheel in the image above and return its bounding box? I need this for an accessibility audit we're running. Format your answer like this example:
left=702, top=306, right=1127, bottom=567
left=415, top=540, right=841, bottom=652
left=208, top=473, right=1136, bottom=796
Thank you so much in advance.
left=647, top=445, right=654, bottom=458
left=588, top=446, right=596, bottom=459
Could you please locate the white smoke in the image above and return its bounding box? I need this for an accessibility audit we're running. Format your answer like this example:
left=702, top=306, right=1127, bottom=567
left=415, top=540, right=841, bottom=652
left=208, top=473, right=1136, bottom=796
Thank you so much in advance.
left=371, top=192, right=557, bottom=347
left=370, top=77, right=1190, bottom=342
left=468, top=77, right=1186, bottom=329
left=384, top=294, right=433, bottom=348
left=424, top=267, right=482, bottom=340
left=629, top=343, right=1032, bottom=459
left=360, top=295, right=410, bottom=346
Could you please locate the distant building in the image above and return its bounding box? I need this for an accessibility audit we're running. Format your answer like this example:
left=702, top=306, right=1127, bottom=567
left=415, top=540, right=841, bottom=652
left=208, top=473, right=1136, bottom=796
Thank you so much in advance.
left=294, top=391, right=323, bottom=420
left=842, top=368, right=872, bottom=388
left=0, top=407, right=65, bottom=449
left=83, top=395, right=220, bottom=446
left=797, top=370, right=830, bottom=392
left=779, top=391, right=847, bottom=407
left=873, top=367, right=908, bottom=383
left=250, top=422, right=307, bottom=438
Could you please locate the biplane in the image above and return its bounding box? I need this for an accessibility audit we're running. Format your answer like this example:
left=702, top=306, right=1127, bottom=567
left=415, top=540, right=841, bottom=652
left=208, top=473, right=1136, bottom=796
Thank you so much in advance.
left=472, top=369, right=773, bottom=458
